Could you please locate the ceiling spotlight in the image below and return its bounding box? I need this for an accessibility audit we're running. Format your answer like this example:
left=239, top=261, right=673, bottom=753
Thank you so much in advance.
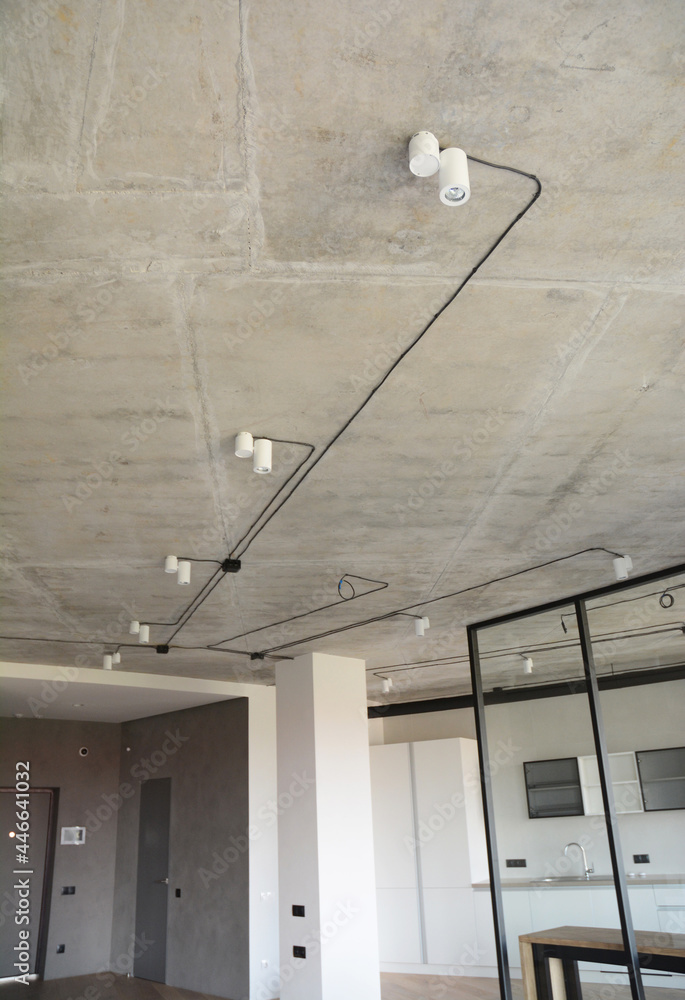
left=235, top=432, right=254, bottom=458
left=138, top=624, right=150, bottom=644
left=408, top=131, right=440, bottom=177
left=177, top=560, right=191, bottom=585
left=165, top=555, right=178, bottom=574
left=381, top=677, right=393, bottom=693
left=112, top=651, right=121, bottom=664
left=103, top=654, right=113, bottom=670
left=129, top=620, right=140, bottom=635
left=612, top=555, right=633, bottom=581
left=415, top=618, right=425, bottom=637
left=421, top=616, right=430, bottom=630
left=521, top=655, right=534, bottom=674
left=253, top=438, right=272, bottom=474
left=439, top=148, right=470, bottom=206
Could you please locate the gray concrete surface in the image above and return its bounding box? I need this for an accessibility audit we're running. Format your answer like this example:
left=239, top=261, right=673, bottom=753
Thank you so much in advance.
left=1, top=0, right=683, bottom=701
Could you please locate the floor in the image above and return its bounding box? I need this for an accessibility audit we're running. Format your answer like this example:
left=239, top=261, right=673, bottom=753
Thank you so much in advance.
left=1, top=973, right=683, bottom=1000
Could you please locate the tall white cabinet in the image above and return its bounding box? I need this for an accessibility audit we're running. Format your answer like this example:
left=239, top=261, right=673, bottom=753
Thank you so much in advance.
left=370, top=738, right=490, bottom=970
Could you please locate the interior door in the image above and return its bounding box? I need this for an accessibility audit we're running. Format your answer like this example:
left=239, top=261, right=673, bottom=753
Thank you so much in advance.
left=0, top=789, right=53, bottom=978
left=134, top=777, right=171, bottom=982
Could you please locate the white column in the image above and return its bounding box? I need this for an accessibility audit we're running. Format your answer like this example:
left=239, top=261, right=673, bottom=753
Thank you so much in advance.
left=276, top=652, right=381, bottom=1000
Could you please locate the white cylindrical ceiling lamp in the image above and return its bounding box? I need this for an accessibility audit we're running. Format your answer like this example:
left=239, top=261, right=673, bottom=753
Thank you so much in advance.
left=253, top=438, right=272, bottom=474
left=129, top=620, right=140, bottom=635
left=235, top=431, right=254, bottom=458
left=439, top=148, right=471, bottom=206
left=613, top=555, right=633, bottom=581
left=138, top=624, right=150, bottom=644
left=165, top=555, right=178, bottom=574
left=414, top=618, right=425, bottom=637
left=177, top=560, right=191, bottom=585
left=112, top=651, right=121, bottom=664
left=103, top=654, right=113, bottom=670
left=408, top=131, right=440, bottom=177
left=421, top=616, right=430, bottom=630
left=381, top=678, right=393, bottom=693
left=522, top=656, right=533, bottom=675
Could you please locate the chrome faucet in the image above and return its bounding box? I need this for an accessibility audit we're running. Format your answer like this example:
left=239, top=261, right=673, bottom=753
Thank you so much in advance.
left=564, top=842, right=594, bottom=878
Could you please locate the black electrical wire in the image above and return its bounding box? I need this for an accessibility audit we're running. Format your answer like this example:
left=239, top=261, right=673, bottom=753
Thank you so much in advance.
left=229, top=439, right=315, bottom=560
left=222, top=155, right=541, bottom=571
left=0, top=154, right=543, bottom=661
left=255, top=547, right=630, bottom=655
left=371, top=623, right=685, bottom=678
left=143, top=565, right=225, bottom=628
left=559, top=583, right=685, bottom=625
left=207, top=573, right=388, bottom=649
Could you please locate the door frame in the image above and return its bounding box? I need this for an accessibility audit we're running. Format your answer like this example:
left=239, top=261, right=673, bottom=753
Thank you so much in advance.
left=0, top=787, right=59, bottom=979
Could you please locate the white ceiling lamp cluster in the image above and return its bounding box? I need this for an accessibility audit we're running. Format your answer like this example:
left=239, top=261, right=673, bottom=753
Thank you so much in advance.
left=165, top=554, right=191, bottom=585
left=235, top=432, right=272, bottom=474
left=102, top=651, right=121, bottom=670
left=129, top=621, right=150, bottom=643
left=408, top=131, right=470, bottom=206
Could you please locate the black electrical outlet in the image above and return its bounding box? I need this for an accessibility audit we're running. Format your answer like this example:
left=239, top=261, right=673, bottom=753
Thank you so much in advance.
left=293, top=946, right=306, bottom=959
left=633, top=854, right=650, bottom=864
left=56, top=944, right=65, bottom=954
left=292, top=904, right=305, bottom=917
left=506, top=858, right=527, bottom=867
left=175, top=888, right=181, bottom=897
left=61, top=886, right=75, bottom=895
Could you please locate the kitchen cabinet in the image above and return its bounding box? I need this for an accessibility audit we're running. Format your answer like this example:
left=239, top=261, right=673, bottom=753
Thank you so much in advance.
left=578, top=751, right=643, bottom=814
left=370, top=738, right=487, bottom=969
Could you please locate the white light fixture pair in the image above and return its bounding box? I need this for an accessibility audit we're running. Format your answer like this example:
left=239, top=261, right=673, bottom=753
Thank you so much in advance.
left=235, top=432, right=272, bottom=474
left=103, top=651, right=121, bottom=670
left=165, top=555, right=191, bottom=585
left=415, top=616, right=430, bottom=637
left=408, top=131, right=471, bottom=206
left=129, top=621, right=150, bottom=643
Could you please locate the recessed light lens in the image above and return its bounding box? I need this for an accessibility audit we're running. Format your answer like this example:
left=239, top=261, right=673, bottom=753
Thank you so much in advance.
left=444, top=186, right=466, bottom=202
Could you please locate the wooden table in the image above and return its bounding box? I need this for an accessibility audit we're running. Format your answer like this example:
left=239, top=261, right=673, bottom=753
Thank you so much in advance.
left=519, top=925, right=685, bottom=1000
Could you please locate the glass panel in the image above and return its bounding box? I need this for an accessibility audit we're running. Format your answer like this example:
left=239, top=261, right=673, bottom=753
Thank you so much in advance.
left=586, top=569, right=685, bottom=998
left=474, top=603, right=625, bottom=994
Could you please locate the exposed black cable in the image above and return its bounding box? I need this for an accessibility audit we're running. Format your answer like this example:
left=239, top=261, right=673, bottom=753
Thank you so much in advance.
left=163, top=570, right=230, bottom=644
left=143, top=566, right=224, bottom=628
left=230, top=439, right=315, bottom=559
left=207, top=573, right=388, bottom=649
left=0, top=154, right=543, bottom=663
left=256, top=547, right=630, bottom=655
left=560, top=583, right=685, bottom=624
left=370, top=622, right=685, bottom=679
left=222, top=156, right=542, bottom=572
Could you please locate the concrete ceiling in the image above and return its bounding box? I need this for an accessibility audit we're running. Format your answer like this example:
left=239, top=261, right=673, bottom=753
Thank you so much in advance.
left=1, top=0, right=683, bottom=705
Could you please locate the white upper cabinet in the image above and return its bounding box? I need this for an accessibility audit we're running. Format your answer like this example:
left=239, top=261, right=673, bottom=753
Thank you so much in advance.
left=578, top=751, right=644, bottom=815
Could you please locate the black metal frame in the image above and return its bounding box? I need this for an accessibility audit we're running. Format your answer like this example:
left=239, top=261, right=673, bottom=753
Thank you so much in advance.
left=467, top=561, right=685, bottom=1000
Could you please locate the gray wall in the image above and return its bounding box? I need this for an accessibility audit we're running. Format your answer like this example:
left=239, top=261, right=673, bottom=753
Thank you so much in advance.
left=0, top=718, right=121, bottom=978
left=110, top=698, right=249, bottom=999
